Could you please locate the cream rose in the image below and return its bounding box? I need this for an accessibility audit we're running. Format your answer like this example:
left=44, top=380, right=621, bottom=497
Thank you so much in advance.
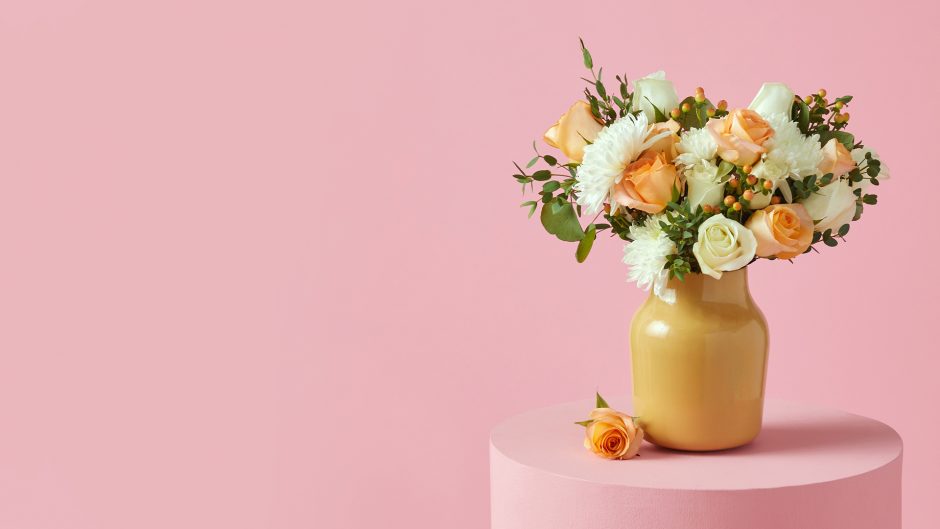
left=610, top=151, right=682, bottom=214
left=544, top=101, right=604, bottom=163
left=748, top=82, right=795, bottom=119
left=692, top=214, right=757, bottom=279
left=583, top=408, right=644, bottom=460
left=685, top=162, right=725, bottom=210
left=799, top=179, right=858, bottom=233
left=707, top=109, right=774, bottom=167
left=818, top=138, right=856, bottom=179
left=745, top=204, right=814, bottom=259
left=632, top=71, right=679, bottom=123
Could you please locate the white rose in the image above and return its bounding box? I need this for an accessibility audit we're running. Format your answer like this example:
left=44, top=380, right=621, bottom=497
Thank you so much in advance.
left=799, top=179, right=858, bottom=233
left=632, top=71, right=679, bottom=123
left=692, top=214, right=757, bottom=279
left=685, top=162, right=725, bottom=210
left=748, top=82, right=795, bottom=119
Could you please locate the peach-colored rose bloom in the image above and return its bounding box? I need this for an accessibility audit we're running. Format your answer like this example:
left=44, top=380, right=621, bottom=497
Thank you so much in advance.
left=818, top=138, right=857, bottom=178
left=745, top=203, right=814, bottom=259
left=543, top=101, right=604, bottom=163
left=707, top=109, right=774, bottom=167
left=584, top=408, right=644, bottom=460
left=610, top=151, right=682, bottom=214
left=645, top=119, right=681, bottom=162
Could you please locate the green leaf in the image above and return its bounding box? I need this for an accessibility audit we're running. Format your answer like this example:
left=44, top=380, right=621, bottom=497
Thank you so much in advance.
left=542, top=181, right=560, bottom=193
left=824, top=237, right=839, bottom=247
left=837, top=224, right=850, bottom=237
left=579, top=38, right=593, bottom=69
left=595, top=80, right=607, bottom=100
left=819, top=130, right=855, bottom=150
left=862, top=194, right=878, bottom=205
left=576, top=224, right=597, bottom=263
left=543, top=155, right=557, bottom=166
left=526, top=155, right=539, bottom=168
left=716, top=160, right=735, bottom=180
left=532, top=169, right=552, bottom=181
left=595, top=392, right=609, bottom=408
left=574, top=420, right=594, bottom=427
left=798, top=101, right=811, bottom=133
left=540, top=200, right=584, bottom=242
left=644, top=97, right=668, bottom=123
left=520, top=200, right=538, bottom=218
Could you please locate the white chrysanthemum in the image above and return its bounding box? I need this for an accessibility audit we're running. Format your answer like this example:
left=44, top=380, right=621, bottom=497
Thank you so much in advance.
left=750, top=113, right=824, bottom=204
left=575, top=113, right=670, bottom=214
left=623, top=215, right=677, bottom=304
left=675, top=126, right=718, bottom=169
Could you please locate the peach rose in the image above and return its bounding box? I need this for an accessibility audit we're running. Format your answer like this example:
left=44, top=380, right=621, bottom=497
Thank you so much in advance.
left=818, top=138, right=856, bottom=178
left=584, top=408, right=644, bottom=460
left=610, top=151, right=681, bottom=214
left=645, top=120, right=681, bottom=162
left=707, top=109, right=774, bottom=167
left=745, top=203, right=814, bottom=259
left=544, top=101, right=604, bottom=163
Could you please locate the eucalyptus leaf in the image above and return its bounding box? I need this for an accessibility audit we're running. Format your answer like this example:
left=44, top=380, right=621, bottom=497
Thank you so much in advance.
left=540, top=200, right=584, bottom=242
left=579, top=38, right=593, bottom=69
left=532, top=169, right=552, bottom=181
left=717, top=160, right=735, bottom=180
left=576, top=224, right=597, bottom=263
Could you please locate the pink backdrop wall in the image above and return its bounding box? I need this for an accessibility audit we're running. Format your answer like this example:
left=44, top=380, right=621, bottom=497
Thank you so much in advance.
left=0, top=0, right=937, bottom=527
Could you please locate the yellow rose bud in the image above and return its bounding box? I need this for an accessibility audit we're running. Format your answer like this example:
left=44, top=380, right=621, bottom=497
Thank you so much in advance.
left=583, top=408, right=644, bottom=460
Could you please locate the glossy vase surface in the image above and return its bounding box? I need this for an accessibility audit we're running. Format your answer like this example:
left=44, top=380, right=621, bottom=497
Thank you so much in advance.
left=630, top=268, right=768, bottom=451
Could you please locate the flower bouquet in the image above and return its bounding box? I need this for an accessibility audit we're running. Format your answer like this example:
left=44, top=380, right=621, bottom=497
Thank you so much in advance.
left=513, top=41, right=888, bottom=451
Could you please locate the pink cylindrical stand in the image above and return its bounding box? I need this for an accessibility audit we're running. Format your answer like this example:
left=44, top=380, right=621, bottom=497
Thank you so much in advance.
left=490, top=399, right=901, bottom=529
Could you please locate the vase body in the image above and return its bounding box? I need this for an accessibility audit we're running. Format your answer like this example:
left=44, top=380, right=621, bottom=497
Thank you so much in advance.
left=630, top=268, right=768, bottom=451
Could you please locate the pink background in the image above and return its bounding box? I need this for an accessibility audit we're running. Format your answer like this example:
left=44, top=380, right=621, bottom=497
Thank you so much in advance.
left=0, top=0, right=936, bottom=528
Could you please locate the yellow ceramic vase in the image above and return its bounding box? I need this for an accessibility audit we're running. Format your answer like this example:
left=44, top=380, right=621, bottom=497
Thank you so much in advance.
left=630, top=268, right=768, bottom=451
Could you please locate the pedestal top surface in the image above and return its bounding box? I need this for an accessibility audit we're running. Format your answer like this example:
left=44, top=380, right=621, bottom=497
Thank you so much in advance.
left=490, top=399, right=902, bottom=490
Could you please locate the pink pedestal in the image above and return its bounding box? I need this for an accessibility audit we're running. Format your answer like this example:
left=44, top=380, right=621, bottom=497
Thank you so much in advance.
left=490, top=399, right=902, bottom=529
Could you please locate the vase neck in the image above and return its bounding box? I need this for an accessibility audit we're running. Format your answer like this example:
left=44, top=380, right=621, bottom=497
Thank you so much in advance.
left=668, top=269, right=751, bottom=305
